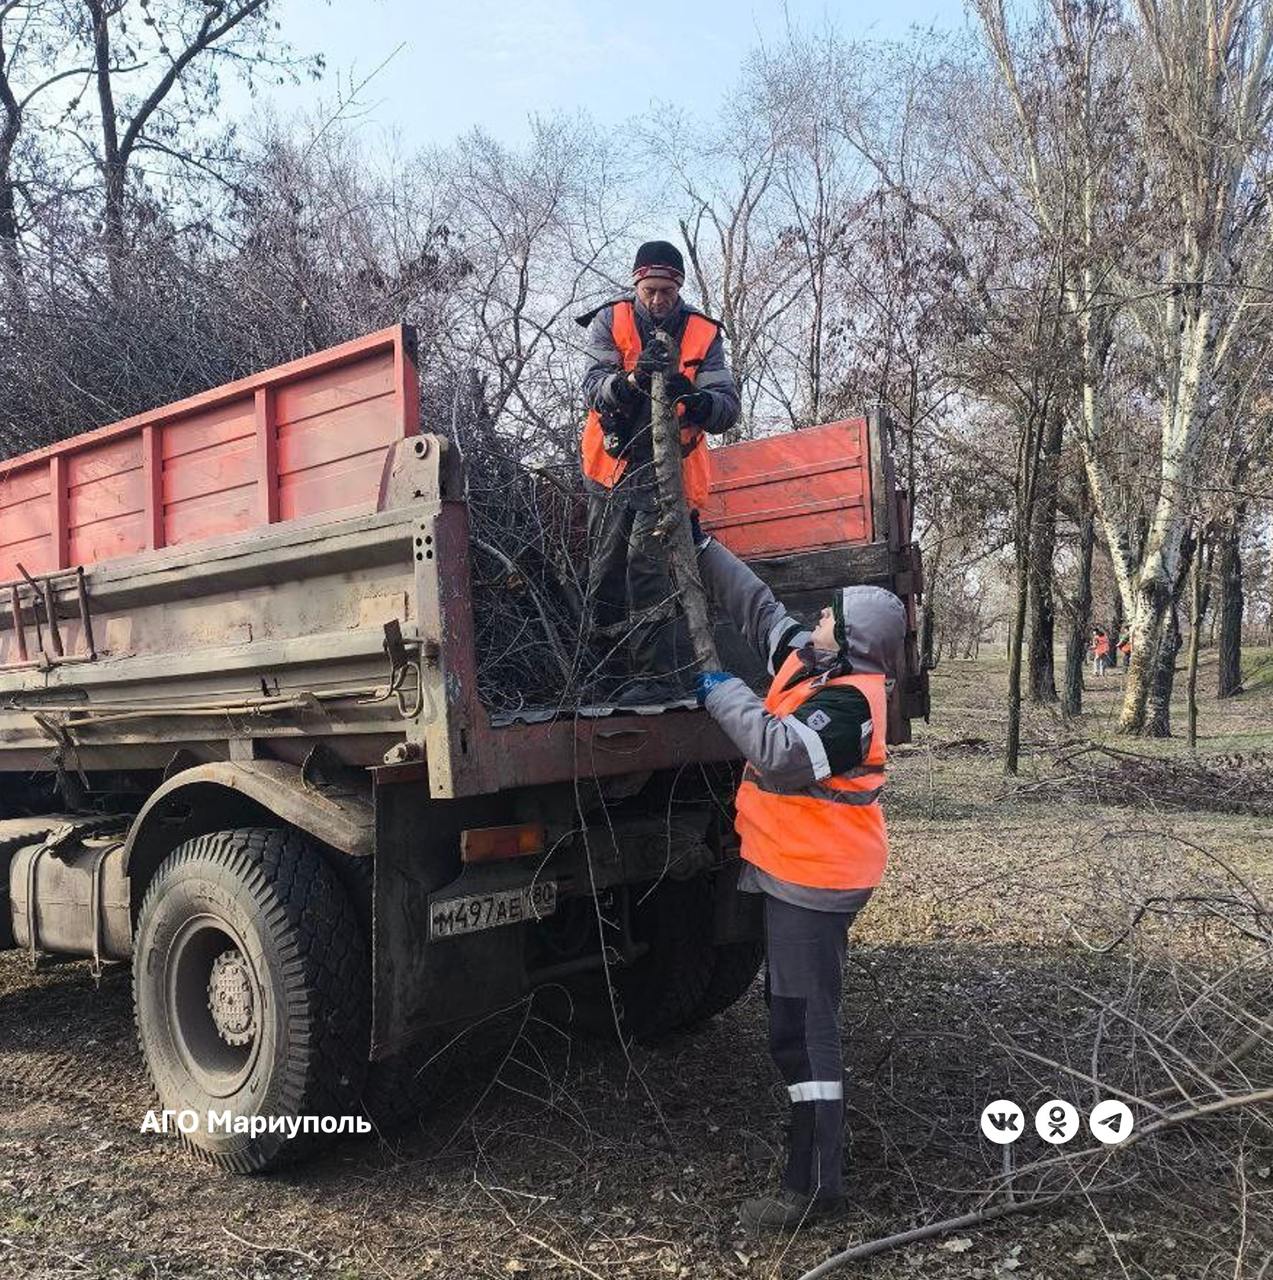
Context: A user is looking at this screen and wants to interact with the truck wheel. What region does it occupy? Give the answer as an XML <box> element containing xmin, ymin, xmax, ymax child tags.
<box><xmin>689</xmin><ymin>938</ymin><xmax>765</xmax><ymax>1024</ymax></box>
<box><xmin>567</xmin><ymin>876</ymin><xmax>717</xmax><ymax>1044</ymax></box>
<box><xmin>133</xmin><ymin>827</ymin><xmax>369</xmax><ymax>1172</ymax></box>
<box><xmin>360</xmin><ymin>1038</ymin><xmax>438</xmax><ymax>1132</ymax></box>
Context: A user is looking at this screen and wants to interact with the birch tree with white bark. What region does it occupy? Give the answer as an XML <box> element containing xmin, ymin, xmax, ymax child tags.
<box><xmin>1113</xmin><ymin>0</ymin><xmax>1273</xmax><ymax>733</ymax></box>
<box><xmin>975</xmin><ymin>0</ymin><xmax>1273</xmax><ymax>736</ymax></box>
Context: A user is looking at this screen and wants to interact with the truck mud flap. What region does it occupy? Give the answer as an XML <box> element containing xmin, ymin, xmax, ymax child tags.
<box><xmin>370</xmin><ymin>780</ymin><xmax>524</xmax><ymax>1060</ymax></box>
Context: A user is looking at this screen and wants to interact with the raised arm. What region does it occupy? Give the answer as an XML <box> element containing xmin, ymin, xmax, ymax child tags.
<box><xmin>699</xmin><ymin>671</ymin><xmax>873</xmax><ymax>792</ymax></box>
<box><xmin>698</xmin><ymin>537</ymin><xmax>811</xmax><ymax>675</ymax></box>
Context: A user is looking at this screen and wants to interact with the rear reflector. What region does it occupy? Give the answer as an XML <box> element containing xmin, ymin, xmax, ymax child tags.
<box><xmin>461</xmin><ymin>823</ymin><xmax>547</xmax><ymax>864</ymax></box>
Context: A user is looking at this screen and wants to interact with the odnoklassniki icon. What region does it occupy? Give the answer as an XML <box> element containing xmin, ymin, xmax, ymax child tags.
<box><xmin>1035</xmin><ymin>1099</ymin><xmax>1080</xmax><ymax>1144</ymax></box>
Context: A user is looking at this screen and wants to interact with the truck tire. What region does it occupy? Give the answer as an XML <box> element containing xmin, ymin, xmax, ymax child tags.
<box><xmin>566</xmin><ymin>875</ymin><xmax>718</xmax><ymax>1044</ymax></box>
<box><xmin>360</xmin><ymin>1044</ymin><xmax>432</xmax><ymax>1133</ymax></box>
<box><xmin>360</xmin><ymin>1008</ymin><xmax>526</xmax><ymax>1134</ymax></box>
<box><xmin>690</xmin><ymin>938</ymin><xmax>765</xmax><ymax>1024</ymax></box>
<box><xmin>133</xmin><ymin>827</ymin><xmax>369</xmax><ymax>1172</ymax></box>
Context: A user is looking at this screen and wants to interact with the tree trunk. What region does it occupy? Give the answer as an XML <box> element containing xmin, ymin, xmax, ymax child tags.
<box><xmin>1027</xmin><ymin>411</ymin><xmax>1063</xmax><ymax>703</ymax></box>
<box><xmin>1119</xmin><ymin>293</ymin><xmax>1211</xmax><ymax>737</ymax></box>
<box><xmin>920</xmin><ymin>539</ymin><xmax>941</xmax><ymax>670</ymax></box>
<box><xmin>1144</xmin><ymin>601</ymin><xmax>1180</xmax><ymax>737</ymax></box>
<box><xmin>0</xmin><ymin>36</ymin><xmax>24</xmax><ymax>295</ymax></box>
<box><xmin>1140</xmin><ymin>532</ymin><xmax>1195</xmax><ymax>738</ymax></box>
<box><xmin>1121</xmin><ymin>575</ymin><xmax>1173</xmax><ymax>735</ymax></box>
<box><xmin>920</xmin><ymin>595</ymin><xmax>937</xmax><ymax>670</ymax></box>
<box><xmin>86</xmin><ymin>0</ymin><xmax>127</xmax><ymax>285</ymax></box>
<box><xmin>1186</xmin><ymin>537</ymin><xmax>1203</xmax><ymax>749</ymax></box>
<box><xmin>1109</xmin><ymin>584</ymin><xmax>1123</xmax><ymax>655</ymax></box>
<box><xmin>1063</xmin><ymin>498</ymin><xmax>1095</xmax><ymax>718</ymax></box>
<box><xmin>1005</xmin><ymin>546</ymin><xmax>1030</xmax><ymax>775</ymax></box>
<box><xmin>0</xmin><ymin>146</ymin><xmax>20</xmax><ymax>289</ymax></box>
<box><xmin>1217</xmin><ymin>507</ymin><xmax>1245</xmax><ymax>698</ymax></box>
<box><xmin>1005</xmin><ymin>396</ymin><xmax>1047</xmax><ymax>773</ymax></box>
<box><xmin>651</xmin><ymin>328</ymin><xmax>718</xmax><ymax>671</ymax></box>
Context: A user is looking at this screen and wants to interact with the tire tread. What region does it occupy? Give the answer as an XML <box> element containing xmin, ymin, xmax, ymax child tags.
<box><xmin>133</xmin><ymin>826</ymin><xmax>368</xmax><ymax>1173</ymax></box>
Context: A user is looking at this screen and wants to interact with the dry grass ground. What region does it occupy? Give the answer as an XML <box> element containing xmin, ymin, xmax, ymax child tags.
<box><xmin>1</xmin><ymin>647</ymin><xmax>1270</xmax><ymax>1280</ymax></box>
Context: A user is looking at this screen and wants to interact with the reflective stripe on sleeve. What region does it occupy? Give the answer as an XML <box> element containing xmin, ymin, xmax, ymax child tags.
<box><xmin>784</xmin><ymin>713</ymin><xmax>832</xmax><ymax>781</ymax></box>
<box><xmin>788</xmin><ymin>1080</ymin><xmax>843</xmax><ymax>1102</ymax></box>
<box><xmin>743</xmin><ymin>770</ymin><xmax>884</xmax><ymax>806</ymax></box>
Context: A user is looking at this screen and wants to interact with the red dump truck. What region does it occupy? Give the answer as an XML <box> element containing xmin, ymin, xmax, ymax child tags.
<box><xmin>0</xmin><ymin>325</ymin><xmax>925</xmax><ymax>1171</ymax></box>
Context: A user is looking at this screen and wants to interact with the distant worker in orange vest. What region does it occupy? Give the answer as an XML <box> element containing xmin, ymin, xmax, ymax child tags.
<box><xmin>691</xmin><ymin>518</ymin><xmax>907</xmax><ymax>1232</ymax></box>
<box><xmin>1117</xmin><ymin>631</ymin><xmax>1132</xmax><ymax>671</ymax></box>
<box><xmin>577</xmin><ymin>240</ymin><xmax>739</xmax><ymax>704</ymax></box>
<box><xmin>1092</xmin><ymin>627</ymin><xmax>1111</xmax><ymax>677</ymax></box>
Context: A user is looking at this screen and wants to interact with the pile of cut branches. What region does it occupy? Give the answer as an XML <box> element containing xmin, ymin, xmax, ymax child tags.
<box><xmin>445</xmin><ymin>371</ymin><xmax>703</xmax><ymax>713</ymax></box>
<box><xmin>1019</xmin><ymin>742</ymin><xmax>1273</xmax><ymax>818</ymax></box>
<box><xmin>441</xmin><ymin>385</ymin><xmax>609</xmax><ymax>713</ymax></box>
<box><xmin>464</xmin><ymin>450</ymin><xmax>594</xmax><ymax>712</ymax></box>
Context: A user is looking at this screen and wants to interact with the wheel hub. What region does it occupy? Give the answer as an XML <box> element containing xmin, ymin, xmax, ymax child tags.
<box><xmin>207</xmin><ymin>949</ymin><xmax>256</xmax><ymax>1046</ymax></box>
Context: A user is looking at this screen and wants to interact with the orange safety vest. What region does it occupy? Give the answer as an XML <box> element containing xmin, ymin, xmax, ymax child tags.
<box><xmin>580</xmin><ymin>302</ymin><xmax>719</xmax><ymax>510</ymax></box>
<box><xmin>1094</xmin><ymin>634</ymin><xmax>1110</xmax><ymax>657</ymax></box>
<box><xmin>734</xmin><ymin>652</ymin><xmax>889</xmax><ymax>891</ymax></box>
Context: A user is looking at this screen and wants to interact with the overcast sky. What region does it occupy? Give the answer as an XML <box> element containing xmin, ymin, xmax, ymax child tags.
<box><xmin>221</xmin><ymin>0</ymin><xmax>968</xmax><ymax>149</ymax></box>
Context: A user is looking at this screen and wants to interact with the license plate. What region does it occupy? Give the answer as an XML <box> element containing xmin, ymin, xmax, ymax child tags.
<box><xmin>430</xmin><ymin>881</ymin><xmax>557</xmax><ymax>940</ymax></box>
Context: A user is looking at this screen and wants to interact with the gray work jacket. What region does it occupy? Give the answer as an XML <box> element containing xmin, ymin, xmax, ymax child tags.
<box><xmin>697</xmin><ymin>538</ymin><xmax>880</xmax><ymax>915</ymax></box>
<box><xmin>577</xmin><ymin>297</ymin><xmax>741</xmax><ymax>474</ymax></box>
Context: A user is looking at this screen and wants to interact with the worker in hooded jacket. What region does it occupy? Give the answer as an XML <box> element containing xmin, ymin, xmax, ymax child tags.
<box><xmin>691</xmin><ymin>521</ymin><xmax>907</xmax><ymax>1232</ymax></box>
<box><xmin>577</xmin><ymin>240</ymin><xmax>740</xmax><ymax>703</ymax></box>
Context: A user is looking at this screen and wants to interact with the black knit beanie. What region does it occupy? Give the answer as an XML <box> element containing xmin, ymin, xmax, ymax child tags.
<box><xmin>632</xmin><ymin>240</ymin><xmax>685</xmax><ymax>285</ymax></box>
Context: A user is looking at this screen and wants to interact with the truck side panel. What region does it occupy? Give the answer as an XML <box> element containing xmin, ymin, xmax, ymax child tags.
<box><xmin>0</xmin><ymin>326</ymin><xmax>417</xmax><ymax>581</ymax></box>
<box><xmin>700</xmin><ymin>417</ymin><xmax>876</xmax><ymax>556</ymax></box>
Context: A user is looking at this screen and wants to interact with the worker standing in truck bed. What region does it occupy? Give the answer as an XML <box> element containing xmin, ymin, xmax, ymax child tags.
<box><xmin>577</xmin><ymin>241</ymin><xmax>739</xmax><ymax>704</ymax></box>
<box><xmin>691</xmin><ymin>517</ymin><xmax>906</xmax><ymax>1232</ymax></box>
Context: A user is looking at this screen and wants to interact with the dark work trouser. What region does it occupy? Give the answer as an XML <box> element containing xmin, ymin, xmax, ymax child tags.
<box><xmin>764</xmin><ymin>894</ymin><xmax>863</xmax><ymax>1198</ymax></box>
<box><xmin>585</xmin><ymin>483</ymin><xmax>677</xmax><ymax>678</ymax></box>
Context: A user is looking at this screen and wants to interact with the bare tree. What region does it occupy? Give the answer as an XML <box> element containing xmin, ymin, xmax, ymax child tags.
<box><xmin>649</xmin><ymin>90</ymin><xmax>793</xmax><ymax>427</ymax></box>
<box><xmin>424</xmin><ymin>116</ymin><xmax>627</xmax><ymax>468</ymax></box>
<box><xmin>69</xmin><ymin>0</ymin><xmax>318</xmax><ymax>279</ymax></box>
<box><xmin>649</xmin><ymin>27</ymin><xmax>877</xmax><ymax>431</ymax></box>
<box><xmin>0</xmin><ymin>1</ymin><xmax>101</xmax><ymax>288</ymax></box>
<box><xmin>1113</xmin><ymin>0</ymin><xmax>1273</xmax><ymax>732</ymax></box>
<box><xmin>972</xmin><ymin>0</ymin><xmax>1273</xmax><ymax>737</ymax></box>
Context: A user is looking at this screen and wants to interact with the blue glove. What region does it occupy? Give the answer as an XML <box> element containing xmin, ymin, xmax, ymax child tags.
<box><xmin>695</xmin><ymin>670</ymin><xmax>733</xmax><ymax>707</ymax></box>
<box><xmin>689</xmin><ymin>508</ymin><xmax>709</xmax><ymax>549</ymax></box>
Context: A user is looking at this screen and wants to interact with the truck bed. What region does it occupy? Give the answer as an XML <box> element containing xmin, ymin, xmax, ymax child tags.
<box><xmin>0</xmin><ymin>327</ymin><xmax>923</xmax><ymax>796</ymax></box>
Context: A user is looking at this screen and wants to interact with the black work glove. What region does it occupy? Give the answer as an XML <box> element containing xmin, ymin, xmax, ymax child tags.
<box><xmin>664</xmin><ymin>371</ymin><xmax>695</xmax><ymax>400</ymax></box>
<box><xmin>609</xmin><ymin>370</ymin><xmax>640</xmax><ymax>410</ymax></box>
<box><xmin>665</xmin><ymin>371</ymin><xmax>713</xmax><ymax>425</ymax></box>
<box><xmin>679</xmin><ymin>389</ymin><xmax>713</xmax><ymax>425</ymax></box>
<box><xmin>632</xmin><ymin>337</ymin><xmax>671</xmax><ymax>391</ymax></box>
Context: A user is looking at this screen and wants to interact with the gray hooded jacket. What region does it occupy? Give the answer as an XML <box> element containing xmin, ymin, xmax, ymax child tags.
<box><xmin>697</xmin><ymin>538</ymin><xmax>907</xmax><ymax>912</ymax></box>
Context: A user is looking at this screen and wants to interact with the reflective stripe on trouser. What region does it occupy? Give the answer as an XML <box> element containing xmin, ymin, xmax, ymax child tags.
<box><xmin>764</xmin><ymin>893</ymin><xmax>863</xmax><ymax>1197</ymax></box>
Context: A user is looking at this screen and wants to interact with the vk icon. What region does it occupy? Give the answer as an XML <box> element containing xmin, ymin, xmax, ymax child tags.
<box><xmin>980</xmin><ymin>1099</ymin><xmax>1025</xmax><ymax>1144</ymax></box>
